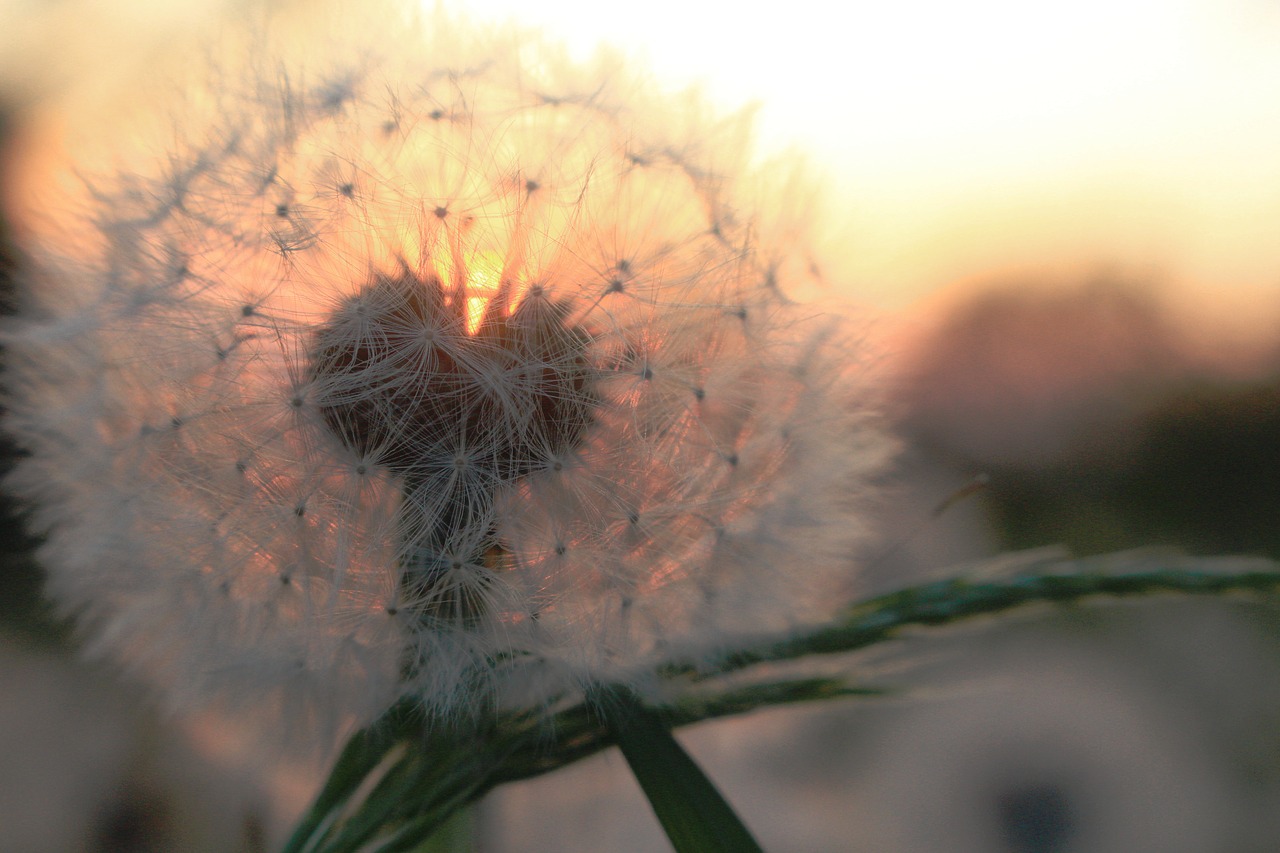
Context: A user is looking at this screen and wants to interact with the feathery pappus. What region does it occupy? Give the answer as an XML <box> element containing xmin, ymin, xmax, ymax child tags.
<box><xmin>2</xmin><ymin>3</ymin><xmax>892</xmax><ymax>742</ymax></box>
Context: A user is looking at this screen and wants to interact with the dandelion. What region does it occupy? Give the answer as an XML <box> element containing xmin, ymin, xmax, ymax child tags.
<box><xmin>3</xmin><ymin>5</ymin><xmax>891</xmax><ymax>742</ymax></box>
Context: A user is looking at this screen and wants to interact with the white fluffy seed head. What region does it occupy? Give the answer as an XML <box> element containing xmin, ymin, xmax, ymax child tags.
<box><xmin>3</xmin><ymin>4</ymin><xmax>894</xmax><ymax>743</ymax></box>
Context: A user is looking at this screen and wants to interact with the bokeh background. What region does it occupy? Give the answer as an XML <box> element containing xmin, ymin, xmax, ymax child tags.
<box><xmin>1</xmin><ymin>1</ymin><xmax>1279</xmax><ymax>850</ymax></box>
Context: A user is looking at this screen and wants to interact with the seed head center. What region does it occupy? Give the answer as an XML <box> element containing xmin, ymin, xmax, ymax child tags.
<box><xmin>312</xmin><ymin>271</ymin><xmax>595</xmax><ymax>487</ymax></box>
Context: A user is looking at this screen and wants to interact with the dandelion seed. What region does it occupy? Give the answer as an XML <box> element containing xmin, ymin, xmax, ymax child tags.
<box><xmin>2</xmin><ymin>6</ymin><xmax>893</xmax><ymax>742</ymax></box>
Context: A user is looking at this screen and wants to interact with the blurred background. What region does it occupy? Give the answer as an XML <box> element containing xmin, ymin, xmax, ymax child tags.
<box><xmin>1</xmin><ymin>0</ymin><xmax>1279</xmax><ymax>850</ymax></box>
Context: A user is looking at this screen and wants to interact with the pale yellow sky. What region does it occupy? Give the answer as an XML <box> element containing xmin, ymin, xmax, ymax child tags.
<box><xmin>458</xmin><ymin>0</ymin><xmax>1280</xmax><ymax>343</ymax></box>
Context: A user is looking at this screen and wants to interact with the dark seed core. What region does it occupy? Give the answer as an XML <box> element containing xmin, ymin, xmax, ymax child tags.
<box><xmin>311</xmin><ymin>271</ymin><xmax>594</xmax><ymax>484</ymax></box>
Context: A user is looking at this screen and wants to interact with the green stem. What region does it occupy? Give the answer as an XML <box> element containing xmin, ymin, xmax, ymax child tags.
<box><xmin>280</xmin><ymin>702</ymin><xmax>423</xmax><ymax>853</ymax></box>
<box><xmin>690</xmin><ymin>556</ymin><xmax>1280</xmax><ymax>678</ymax></box>
<box><xmin>286</xmin><ymin>558</ymin><xmax>1280</xmax><ymax>853</ymax></box>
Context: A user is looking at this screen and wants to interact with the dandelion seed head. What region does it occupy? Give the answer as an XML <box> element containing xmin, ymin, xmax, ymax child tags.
<box><xmin>3</xmin><ymin>4</ymin><xmax>893</xmax><ymax>743</ymax></box>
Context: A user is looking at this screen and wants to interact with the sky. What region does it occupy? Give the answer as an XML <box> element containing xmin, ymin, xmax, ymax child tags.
<box><xmin>4</xmin><ymin>0</ymin><xmax>1279</xmax><ymax>346</ymax></box>
<box><xmin>454</xmin><ymin>0</ymin><xmax>1280</xmax><ymax>345</ymax></box>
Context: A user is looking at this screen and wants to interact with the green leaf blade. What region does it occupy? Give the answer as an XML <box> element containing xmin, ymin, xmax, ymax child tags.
<box><xmin>608</xmin><ymin>689</ymin><xmax>766</xmax><ymax>853</ymax></box>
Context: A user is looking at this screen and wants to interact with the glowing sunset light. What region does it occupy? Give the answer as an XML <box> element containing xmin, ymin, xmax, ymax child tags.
<box><xmin>464</xmin><ymin>296</ymin><xmax>489</xmax><ymax>334</ymax></box>
<box><xmin>464</xmin><ymin>254</ymin><xmax>504</xmax><ymax>334</ymax></box>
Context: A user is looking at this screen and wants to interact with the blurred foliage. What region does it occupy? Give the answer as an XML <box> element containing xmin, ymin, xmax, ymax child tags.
<box><xmin>0</xmin><ymin>104</ymin><xmax>70</xmax><ymax>647</ymax></box>
<box><xmin>0</xmin><ymin>445</ymin><xmax>63</xmax><ymax>644</ymax></box>
<box><xmin>903</xmin><ymin>278</ymin><xmax>1280</xmax><ymax>560</ymax></box>
<box><xmin>901</xmin><ymin>279</ymin><xmax>1189</xmax><ymax>469</ymax></box>
<box><xmin>987</xmin><ymin>376</ymin><xmax>1280</xmax><ymax>558</ymax></box>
